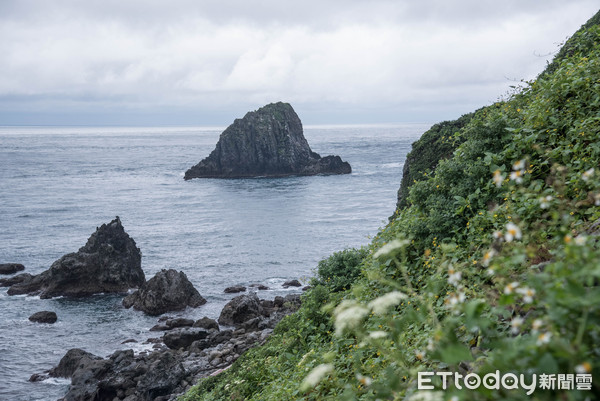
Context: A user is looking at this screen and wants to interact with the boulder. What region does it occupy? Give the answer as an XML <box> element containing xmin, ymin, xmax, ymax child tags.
<box><xmin>49</xmin><ymin>348</ymin><xmax>103</xmax><ymax>378</ymax></box>
<box><xmin>163</xmin><ymin>327</ymin><xmax>210</xmax><ymax>350</ymax></box>
<box><xmin>7</xmin><ymin>217</ymin><xmax>144</xmax><ymax>298</ymax></box>
<box><xmin>282</xmin><ymin>279</ymin><xmax>302</xmax><ymax>288</ymax></box>
<box><xmin>123</xmin><ymin>269</ymin><xmax>206</xmax><ymax>316</ymax></box>
<box><xmin>184</xmin><ymin>102</ymin><xmax>351</xmax><ymax>179</ymax></box>
<box><xmin>28</xmin><ymin>311</ymin><xmax>57</xmax><ymax>324</ymax></box>
<box><xmin>0</xmin><ymin>263</ymin><xmax>25</xmax><ymax>275</ymax></box>
<box><xmin>224</xmin><ymin>285</ymin><xmax>246</xmax><ymax>293</ymax></box>
<box><xmin>193</xmin><ymin>316</ymin><xmax>219</xmax><ymax>331</ymax></box>
<box><xmin>218</xmin><ymin>293</ymin><xmax>262</xmax><ymax>327</ymax></box>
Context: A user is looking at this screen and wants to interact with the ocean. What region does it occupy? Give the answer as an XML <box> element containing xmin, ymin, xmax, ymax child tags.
<box><xmin>0</xmin><ymin>123</ymin><xmax>427</xmax><ymax>400</ymax></box>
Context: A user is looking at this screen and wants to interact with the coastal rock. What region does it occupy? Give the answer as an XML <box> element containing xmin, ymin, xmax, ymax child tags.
<box><xmin>163</xmin><ymin>328</ymin><xmax>210</xmax><ymax>350</ymax></box>
<box><xmin>122</xmin><ymin>269</ymin><xmax>206</xmax><ymax>316</ymax></box>
<box><xmin>249</xmin><ymin>283</ymin><xmax>269</xmax><ymax>290</ymax></box>
<box><xmin>49</xmin><ymin>348</ymin><xmax>103</xmax><ymax>378</ymax></box>
<box><xmin>224</xmin><ymin>285</ymin><xmax>246</xmax><ymax>293</ymax></box>
<box><xmin>193</xmin><ymin>316</ymin><xmax>220</xmax><ymax>331</ymax></box>
<box><xmin>184</xmin><ymin>102</ymin><xmax>351</xmax><ymax>179</ymax></box>
<box><xmin>0</xmin><ymin>263</ymin><xmax>25</xmax><ymax>275</ymax></box>
<box><xmin>28</xmin><ymin>311</ymin><xmax>57</xmax><ymax>324</ymax></box>
<box><xmin>7</xmin><ymin>217</ymin><xmax>144</xmax><ymax>298</ymax></box>
<box><xmin>218</xmin><ymin>293</ymin><xmax>262</xmax><ymax>327</ymax></box>
<box><xmin>282</xmin><ymin>279</ymin><xmax>302</xmax><ymax>288</ymax></box>
<box><xmin>0</xmin><ymin>273</ymin><xmax>32</xmax><ymax>287</ymax></box>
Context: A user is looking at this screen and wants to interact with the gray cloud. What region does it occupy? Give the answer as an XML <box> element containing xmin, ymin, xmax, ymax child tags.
<box><xmin>0</xmin><ymin>0</ymin><xmax>598</xmax><ymax>125</ymax></box>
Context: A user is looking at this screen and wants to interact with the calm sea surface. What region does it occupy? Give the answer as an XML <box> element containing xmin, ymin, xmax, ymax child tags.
<box><xmin>0</xmin><ymin>124</ymin><xmax>427</xmax><ymax>400</ymax></box>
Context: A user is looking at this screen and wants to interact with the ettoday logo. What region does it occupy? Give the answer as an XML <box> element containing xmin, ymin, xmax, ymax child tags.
<box><xmin>417</xmin><ymin>371</ymin><xmax>593</xmax><ymax>395</ymax></box>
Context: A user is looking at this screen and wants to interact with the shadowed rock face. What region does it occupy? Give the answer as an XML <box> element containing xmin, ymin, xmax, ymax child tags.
<box><xmin>123</xmin><ymin>269</ymin><xmax>206</xmax><ymax>316</ymax></box>
<box><xmin>7</xmin><ymin>217</ymin><xmax>144</xmax><ymax>298</ymax></box>
<box><xmin>184</xmin><ymin>102</ymin><xmax>351</xmax><ymax>179</ymax></box>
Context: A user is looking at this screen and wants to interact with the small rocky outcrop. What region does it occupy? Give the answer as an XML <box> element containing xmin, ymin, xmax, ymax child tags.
<box><xmin>0</xmin><ymin>263</ymin><xmax>25</xmax><ymax>275</ymax></box>
<box><xmin>0</xmin><ymin>273</ymin><xmax>33</xmax><ymax>287</ymax></box>
<box><xmin>6</xmin><ymin>217</ymin><xmax>144</xmax><ymax>298</ymax></box>
<box><xmin>224</xmin><ymin>285</ymin><xmax>246</xmax><ymax>293</ymax></box>
<box><xmin>282</xmin><ymin>279</ymin><xmax>302</xmax><ymax>288</ymax></box>
<box><xmin>29</xmin><ymin>311</ymin><xmax>57</xmax><ymax>324</ymax></box>
<box><xmin>123</xmin><ymin>269</ymin><xmax>206</xmax><ymax>316</ymax></box>
<box><xmin>184</xmin><ymin>102</ymin><xmax>351</xmax><ymax>179</ymax></box>
<box><xmin>218</xmin><ymin>293</ymin><xmax>262</xmax><ymax>327</ymax></box>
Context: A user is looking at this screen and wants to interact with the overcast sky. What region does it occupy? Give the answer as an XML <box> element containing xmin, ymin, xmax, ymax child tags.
<box><xmin>0</xmin><ymin>1</ymin><xmax>598</xmax><ymax>126</ymax></box>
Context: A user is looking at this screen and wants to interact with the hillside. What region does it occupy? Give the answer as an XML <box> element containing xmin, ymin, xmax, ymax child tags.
<box><xmin>181</xmin><ymin>10</ymin><xmax>600</xmax><ymax>401</ymax></box>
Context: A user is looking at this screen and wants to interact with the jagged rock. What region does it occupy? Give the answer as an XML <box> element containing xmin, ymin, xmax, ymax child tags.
<box><xmin>7</xmin><ymin>217</ymin><xmax>144</xmax><ymax>298</ymax></box>
<box><xmin>49</xmin><ymin>348</ymin><xmax>103</xmax><ymax>378</ymax></box>
<box><xmin>184</xmin><ymin>102</ymin><xmax>351</xmax><ymax>179</ymax></box>
<box><xmin>29</xmin><ymin>311</ymin><xmax>57</xmax><ymax>324</ymax></box>
<box><xmin>224</xmin><ymin>285</ymin><xmax>246</xmax><ymax>293</ymax></box>
<box><xmin>282</xmin><ymin>279</ymin><xmax>302</xmax><ymax>288</ymax></box>
<box><xmin>193</xmin><ymin>316</ymin><xmax>219</xmax><ymax>331</ymax></box>
<box><xmin>0</xmin><ymin>263</ymin><xmax>24</xmax><ymax>275</ymax></box>
<box><xmin>123</xmin><ymin>269</ymin><xmax>206</xmax><ymax>316</ymax></box>
<box><xmin>218</xmin><ymin>293</ymin><xmax>262</xmax><ymax>327</ymax></box>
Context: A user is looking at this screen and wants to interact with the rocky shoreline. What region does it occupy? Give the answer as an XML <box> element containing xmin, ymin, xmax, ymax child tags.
<box><xmin>30</xmin><ymin>293</ymin><xmax>301</xmax><ymax>401</ymax></box>
<box><xmin>1</xmin><ymin>217</ymin><xmax>305</xmax><ymax>401</ymax></box>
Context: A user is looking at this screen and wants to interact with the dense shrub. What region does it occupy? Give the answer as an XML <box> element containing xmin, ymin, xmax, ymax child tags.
<box><xmin>313</xmin><ymin>248</ymin><xmax>368</xmax><ymax>292</ymax></box>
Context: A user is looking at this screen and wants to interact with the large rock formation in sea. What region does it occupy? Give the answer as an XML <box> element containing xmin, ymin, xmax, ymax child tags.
<box><xmin>6</xmin><ymin>217</ymin><xmax>144</xmax><ymax>298</ymax></box>
<box><xmin>184</xmin><ymin>102</ymin><xmax>351</xmax><ymax>179</ymax></box>
<box><xmin>122</xmin><ymin>269</ymin><xmax>206</xmax><ymax>316</ymax></box>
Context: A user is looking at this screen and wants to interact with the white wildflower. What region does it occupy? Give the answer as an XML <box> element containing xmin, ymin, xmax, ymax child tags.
<box><xmin>481</xmin><ymin>249</ymin><xmax>496</xmax><ymax>267</ymax></box>
<box><xmin>415</xmin><ymin>349</ymin><xmax>425</xmax><ymax>360</ymax></box>
<box><xmin>493</xmin><ymin>230</ymin><xmax>503</xmax><ymax>240</ymax></box>
<box><xmin>301</xmin><ymin>363</ymin><xmax>334</xmax><ymax>390</ymax></box>
<box><xmin>510</xmin><ymin>316</ymin><xmax>524</xmax><ymax>334</ymax></box>
<box><xmin>447</xmin><ymin>266</ymin><xmax>461</xmax><ymax>287</ymax></box>
<box><xmin>582</xmin><ymin>167</ymin><xmax>595</xmax><ymax>182</ymax></box>
<box><xmin>516</xmin><ymin>287</ymin><xmax>536</xmax><ymax>303</ymax></box>
<box><xmin>575</xmin><ymin>362</ymin><xmax>592</xmax><ymax>374</ymax></box>
<box><xmin>504</xmin><ymin>281</ymin><xmax>520</xmax><ymax>295</ymax></box>
<box><xmin>334</xmin><ymin>301</ymin><xmax>369</xmax><ymax>336</ymax></box>
<box><xmin>426</xmin><ymin>338</ymin><xmax>435</xmax><ymax>351</ymax></box>
<box><xmin>536</xmin><ymin>332</ymin><xmax>552</xmax><ymax>346</ymax></box>
<box><xmin>575</xmin><ymin>235</ymin><xmax>587</xmax><ymax>246</ymax></box>
<box><xmin>513</xmin><ymin>159</ymin><xmax>526</xmax><ymax>170</ymax></box>
<box><xmin>368</xmin><ymin>291</ymin><xmax>407</xmax><ymax>315</ymax></box>
<box><xmin>594</xmin><ymin>193</ymin><xmax>600</xmax><ymax>206</ymax></box>
<box><xmin>531</xmin><ymin>319</ymin><xmax>543</xmax><ymax>333</ymax></box>
<box><xmin>356</xmin><ymin>373</ymin><xmax>373</xmax><ymax>386</ymax></box>
<box><xmin>539</xmin><ymin>195</ymin><xmax>553</xmax><ymax>209</ymax></box>
<box><xmin>368</xmin><ymin>331</ymin><xmax>388</xmax><ymax>340</ymax></box>
<box><xmin>510</xmin><ymin>170</ymin><xmax>524</xmax><ymax>183</ymax></box>
<box><xmin>493</xmin><ymin>170</ymin><xmax>504</xmax><ymax>187</ymax></box>
<box><xmin>505</xmin><ymin>222</ymin><xmax>522</xmax><ymax>242</ymax></box>
<box><xmin>373</xmin><ymin>239</ymin><xmax>408</xmax><ymax>258</ymax></box>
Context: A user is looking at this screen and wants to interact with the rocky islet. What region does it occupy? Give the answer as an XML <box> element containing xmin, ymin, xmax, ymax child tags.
<box><xmin>184</xmin><ymin>102</ymin><xmax>351</xmax><ymax>179</ymax></box>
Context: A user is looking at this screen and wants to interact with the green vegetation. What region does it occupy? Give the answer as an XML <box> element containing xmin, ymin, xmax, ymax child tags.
<box><xmin>181</xmin><ymin>10</ymin><xmax>600</xmax><ymax>401</ymax></box>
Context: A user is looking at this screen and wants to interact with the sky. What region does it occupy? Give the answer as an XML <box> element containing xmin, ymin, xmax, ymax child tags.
<box><xmin>0</xmin><ymin>1</ymin><xmax>598</xmax><ymax>126</ymax></box>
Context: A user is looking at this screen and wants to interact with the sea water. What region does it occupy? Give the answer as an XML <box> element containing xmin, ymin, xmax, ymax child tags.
<box><xmin>0</xmin><ymin>124</ymin><xmax>427</xmax><ymax>400</ymax></box>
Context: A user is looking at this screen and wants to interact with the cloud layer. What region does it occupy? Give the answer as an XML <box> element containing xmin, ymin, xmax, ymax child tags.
<box><xmin>0</xmin><ymin>0</ymin><xmax>598</xmax><ymax>125</ymax></box>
